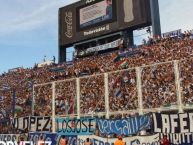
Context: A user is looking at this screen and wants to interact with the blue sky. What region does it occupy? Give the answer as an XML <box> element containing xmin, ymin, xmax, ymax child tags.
<box><xmin>0</xmin><ymin>0</ymin><xmax>193</xmax><ymax>74</ymax></box>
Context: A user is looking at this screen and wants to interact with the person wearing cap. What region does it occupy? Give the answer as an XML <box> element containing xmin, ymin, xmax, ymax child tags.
<box><xmin>114</xmin><ymin>135</ymin><xmax>124</xmax><ymax>145</ymax></box>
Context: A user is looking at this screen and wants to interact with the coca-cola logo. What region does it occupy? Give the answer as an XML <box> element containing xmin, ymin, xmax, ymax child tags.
<box><xmin>65</xmin><ymin>12</ymin><xmax>73</xmax><ymax>38</ymax></box>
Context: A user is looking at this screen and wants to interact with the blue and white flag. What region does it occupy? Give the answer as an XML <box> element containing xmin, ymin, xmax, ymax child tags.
<box><xmin>97</xmin><ymin>113</ymin><xmax>151</xmax><ymax>136</ymax></box>
<box><xmin>114</xmin><ymin>88</ymin><xmax>122</xmax><ymax>98</ymax></box>
<box><xmin>56</xmin><ymin>118</ymin><xmax>96</xmax><ymax>135</ymax></box>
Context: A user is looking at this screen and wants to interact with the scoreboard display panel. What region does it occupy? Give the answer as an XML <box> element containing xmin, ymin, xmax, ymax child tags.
<box><xmin>78</xmin><ymin>0</ymin><xmax>116</xmax><ymax>30</ymax></box>
<box><xmin>59</xmin><ymin>0</ymin><xmax>151</xmax><ymax>46</ymax></box>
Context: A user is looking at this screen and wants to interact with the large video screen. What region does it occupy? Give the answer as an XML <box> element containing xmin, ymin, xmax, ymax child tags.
<box><xmin>78</xmin><ymin>0</ymin><xmax>114</xmax><ymax>29</ymax></box>
<box><xmin>59</xmin><ymin>0</ymin><xmax>151</xmax><ymax>47</ymax></box>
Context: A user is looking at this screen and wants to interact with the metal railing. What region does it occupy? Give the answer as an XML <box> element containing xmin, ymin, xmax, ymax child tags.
<box><xmin>32</xmin><ymin>59</ymin><xmax>193</xmax><ymax>132</ymax></box>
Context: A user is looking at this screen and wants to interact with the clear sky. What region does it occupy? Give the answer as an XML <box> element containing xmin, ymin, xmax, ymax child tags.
<box><xmin>0</xmin><ymin>0</ymin><xmax>193</xmax><ymax>74</ymax></box>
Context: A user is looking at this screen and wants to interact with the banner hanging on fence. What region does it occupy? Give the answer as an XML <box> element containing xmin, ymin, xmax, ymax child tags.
<box><xmin>76</xmin><ymin>39</ymin><xmax>123</xmax><ymax>57</ymax></box>
<box><xmin>152</xmin><ymin>113</ymin><xmax>193</xmax><ymax>133</ymax></box>
<box><xmin>29</xmin><ymin>132</ymin><xmax>77</xmax><ymax>145</ymax></box>
<box><xmin>0</xmin><ymin>134</ymin><xmax>19</xmax><ymax>142</ymax></box>
<box><xmin>160</xmin><ymin>133</ymin><xmax>193</xmax><ymax>145</ymax></box>
<box><xmin>0</xmin><ymin>134</ymin><xmax>27</xmax><ymax>142</ymax></box>
<box><xmin>97</xmin><ymin>113</ymin><xmax>151</xmax><ymax>135</ymax></box>
<box><xmin>77</xmin><ymin>133</ymin><xmax>193</xmax><ymax>145</ymax></box>
<box><xmin>77</xmin><ymin>134</ymin><xmax>159</xmax><ymax>145</ymax></box>
<box><xmin>56</xmin><ymin>117</ymin><xmax>96</xmax><ymax>135</ymax></box>
<box><xmin>12</xmin><ymin>116</ymin><xmax>51</xmax><ymax>132</ymax></box>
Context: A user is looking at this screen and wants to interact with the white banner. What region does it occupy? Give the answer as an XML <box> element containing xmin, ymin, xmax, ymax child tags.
<box><xmin>0</xmin><ymin>134</ymin><xmax>27</xmax><ymax>142</ymax></box>
<box><xmin>152</xmin><ymin>113</ymin><xmax>193</xmax><ymax>133</ymax></box>
<box><xmin>87</xmin><ymin>39</ymin><xmax>122</xmax><ymax>53</ymax></box>
<box><xmin>160</xmin><ymin>133</ymin><xmax>193</xmax><ymax>145</ymax></box>
<box><xmin>0</xmin><ymin>134</ymin><xmax>18</xmax><ymax>142</ymax></box>
<box><xmin>77</xmin><ymin>39</ymin><xmax>123</xmax><ymax>56</ymax></box>
<box><xmin>77</xmin><ymin>134</ymin><xmax>160</xmax><ymax>145</ymax></box>
<box><xmin>12</xmin><ymin>116</ymin><xmax>51</xmax><ymax>132</ymax></box>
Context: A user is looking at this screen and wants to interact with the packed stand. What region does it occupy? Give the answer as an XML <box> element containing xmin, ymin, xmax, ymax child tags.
<box><xmin>0</xmin><ymin>30</ymin><xmax>193</xmax><ymax>134</ymax></box>
<box><xmin>142</xmin><ymin>63</ymin><xmax>177</xmax><ymax>108</ymax></box>
<box><xmin>108</xmin><ymin>69</ymin><xmax>138</xmax><ymax>111</ymax></box>
<box><xmin>80</xmin><ymin>75</ymin><xmax>105</xmax><ymax>114</ymax></box>
<box><xmin>179</xmin><ymin>58</ymin><xmax>193</xmax><ymax>106</ymax></box>
<box><xmin>34</xmin><ymin>84</ymin><xmax>52</xmax><ymax>116</ymax></box>
<box><xmin>55</xmin><ymin>79</ymin><xmax>77</xmax><ymax>116</ymax></box>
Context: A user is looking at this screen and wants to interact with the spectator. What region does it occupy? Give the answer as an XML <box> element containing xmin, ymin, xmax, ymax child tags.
<box><xmin>84</xmin><ymin>138</ymin><xmax>92</xmax><ymax>145</ymax></box>
<box><xmin>59</xmin><ymin>135</ymin><xmax>68</xmax><ymax>145</ymax></box>
<box><xmin>0</xmin><ymin>30</ymin><xmax>193</xmax><ymax>133</ymax></box>
<box><xmin>114</xmin><ymin>135</ymin><xmax>124</xmax><ymax>145</ymax></box>
<box><xmin>160</xmin><ymin>135</ymin><xmax>169</xmax><ymax>145</ymax></box>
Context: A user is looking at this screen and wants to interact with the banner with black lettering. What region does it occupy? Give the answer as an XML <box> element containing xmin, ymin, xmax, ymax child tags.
<box><xmin>29</xmin><ymin>132</ymin><xmax>76</xmax><ymax>145</ymax></box>
<box><xmin>56</xmin><ymin>117</ymin><xmax>96</xmax><ymax>135</ymax></box>
<box><xmin>152</xmin><ymin>113</ymin><xmax>193</xmax><ymax>133</ymax></box>
<box><xmin>0</xmin><ymin>134</ymin><xmax>19</xmax><ymax>142</ymax></box>
<box><xmin>0</xmin><ymin>134</ymin><xmax>27</xmax><ymax>142</ymax></box>
<box><xmin>12</xmin><ymin>116</ymin><xmax>51</xmax><ymax>132</ymax></box>
<box><xmin>160</xmin><ymin>133</ymin><xmax>193</xmax><ymax>145</ymax></box>
<box><xmin>77</xmin><ymin>134</ymin><xmax>159</xmax><ymax>145</ymax></box>
<box><xmin>97</xmin><ymin>113</ymin><xmax>151</xmax><ymax>136</ymax></box>
<box><xmin>76</xmin><ymin>39</ymin><xmax>123</xmax><ymax>57</ymax></box>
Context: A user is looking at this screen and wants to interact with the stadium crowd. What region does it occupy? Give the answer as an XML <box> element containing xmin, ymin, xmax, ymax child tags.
<box><xmin>55</xmin><ymin>80</ymin><xmax>77</xmax><ymax>115</ymax></box>
<box><xmin>108</xmin><ymin>69</ymin><xmax>138</xmax><ymax>111</ymax></box>
<box><xmin>0</xmin><ymin>30</ymin><xmax>193</xmax><ymax>133</ymax></box>
<box><xmin>80</xmin><ymin>75</ymin><xmax>105</xmax><ymax>114</ymax></box>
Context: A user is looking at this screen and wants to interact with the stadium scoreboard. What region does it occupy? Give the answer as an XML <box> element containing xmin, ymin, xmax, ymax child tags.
<box><xmin>59</xmin><ymin>0</ymin><xmax>151</xmax><ymax>47</ymax></box>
